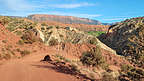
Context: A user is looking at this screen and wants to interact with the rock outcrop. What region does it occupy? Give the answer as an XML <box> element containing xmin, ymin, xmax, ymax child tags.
<box><xmin>27</xmin><ymin>14</ymin><xmax>102</xmax><ymax>25</ymax></box>
<box><xmin>99</xmin><ymin>17</ymin><xmax>144</xmax><ymax>68</ymax></box>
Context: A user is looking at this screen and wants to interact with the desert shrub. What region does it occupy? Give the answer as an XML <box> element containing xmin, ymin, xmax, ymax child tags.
<box><xmin>120</xmin><ymin>64</ymin><xmax>144</xmax><ymax>81</ymax></box>
<box><xmin>41</xmin><ymin>22</ymin><xmax>48</xmax><ymax>26</ymax></box>
<box><xmin>16</xmin><ymin>48</ymin><xmax>21</xmax><ymax>52</ymax></box>
<box><xmin>17</xmin><ymin>40</ymin><xmax>25</xmax><ymax>45</ymax></box>
<box><xmin>41</xmin><ymin>27</ymin><xmax>45</xmax><ymax>30</ymax></box>
<box><xmin>101</xmin><ymin>63</ymin><xmax>109</xmax><ymax>71</ymax></box>
<box><xmin>7</xmin><ymin>26</ymin><xmax>15</xmax><ymax>32</ymax></box>
<box><xmin>59</xmin><ymin>34</ymin><xmax>64</xmax><ymax>38</ymax></box>
<box><xmin>56</xmin><ymin>26</ymin><xmax>60</xmax><ymax>29</ymax></box>
<box><xmin>101</xmin><ymin>72</ymin><xmax>118</xmax><ymax>81</ymax></box>
<box><xmin>80</xmin><ymin>46</ymin><xmax>105</xmax><ymax>67</ymax></box>
<box><xmin>54</xmin><ymin>54</ymin><xmax>71</xmax><ymax>63</ymax></box>
<box><xmin>49</xmin><ymin>38</ymin><xmax>58</xmax><ymax>46</ymax></box>
<box><xmin>0</xmin><ymin>16</ymin><xmax>11</xmax><ymax>25</ymax></box>
<box><xmin>3</xmin><ymin>54</ymin><xmax>11</xmax><ymax>60</ymax></box>
<box><xmin>15</xmin><ymin>31</ymin><xmax>22</xmax><ymax>35</ymax></box>
<box><xmin>70</xmin><ymin>63</ymin><xmax>79</xmax><ymax>72</ymax></box>
<box><xmin>20</xmin><ymin>50</ymin><xmax>30</xmax><ymax>56</ymax></box>
<box><xmin>21</xmin><ymin>30</ymin><xmax>39</xmax><ymax>44</ymax></box>
<box><xmin>88</xmin><ymin>38</ymin><xmax>98</xmax><ymax>45</ymax></box>
<box><xmin>46</xmin><ymin>26</ymin><xmax>53</xmax><ymax>30</ymax></box>
<box><xmin>123</xmin><ymin>43</ymin><xmax>144</xmax><ymax>67</ymax></box>
<box><xmin>2</xmin><ymin>40</ymin><xmax>7</xmax><ymax>43</ymax></box>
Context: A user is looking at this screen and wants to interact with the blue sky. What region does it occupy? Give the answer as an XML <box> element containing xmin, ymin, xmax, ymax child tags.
<box><xmin>0</xmin><ymin>0</ymin><xmax>144</xmax><ymax>23</ymax></box>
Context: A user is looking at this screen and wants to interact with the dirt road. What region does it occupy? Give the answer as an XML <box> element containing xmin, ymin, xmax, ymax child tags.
<box><xmin>0</xmin><ymin>53</ymin><xmax>80</xmax><ymax>81</ymax></box>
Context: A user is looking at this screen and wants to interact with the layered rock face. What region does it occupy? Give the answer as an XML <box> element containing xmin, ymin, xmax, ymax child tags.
<box><xmin>27</xmin><ymin>14</ymin><xmax>101</xmax><ymax>25</ymax></box>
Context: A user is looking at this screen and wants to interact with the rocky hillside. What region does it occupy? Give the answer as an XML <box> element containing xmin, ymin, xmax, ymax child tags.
<box><xmin>1</xmin><ymin>16</ymin><xmax>143</xmax><ymax>81</ymax></box>
<box><xmin>99</xmin><ymin>17</ymin><xmax>144</xmax><ymax>68</ymax></box>
<box><xmin>0</xmin><ymin>16</ymin><xmax>50</xmax><ymax>60</ymax></box>
<box><xmin>0</xmin><ymin>23</ymin><xmax>45</xmax><ymax>60</ymax></box>
<box><xmin>27</xmin><ymin>14</ymin><xmax>101</xmax><ymax>25</ymax></box>
<box><xmin>39</xmin><ymin>21</ymin><xmax>109</xmax><ymax>32</ymax></box>
<box><xmin>0</xmin><ymin>16</ymin><xmax>114</xmax><ymax>53</ymax></box>
<box><xmin>36</xmin><ymin>23</ymin><xmax>115</xmax><ymax>54</ymax></box>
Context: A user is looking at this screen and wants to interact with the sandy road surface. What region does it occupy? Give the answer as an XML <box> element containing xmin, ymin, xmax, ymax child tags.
<box><xmin>0</xmin><ymin>53</ymin><xmax>80</xmax><ymax>81</ymax></box>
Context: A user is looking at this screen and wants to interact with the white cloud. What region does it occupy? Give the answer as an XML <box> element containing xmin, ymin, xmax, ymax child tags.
<box><xmin>0</xmin><ymin>0</ymin><xmax>99</xmax><ymax>17</ymax></box>
<box><xmin>102</xmin><ymin>18</ymin><xmax>127</xmax><ymax>21</ymax></box>
<box><xmin>48</xmin><ymin>2</ymin><xmax>95</xmax><ymax>8</ymax></box>
<box><xmin>0</xmin><ymin>0</ymin><xmax>34</xmax><ymax>11</ymax></box>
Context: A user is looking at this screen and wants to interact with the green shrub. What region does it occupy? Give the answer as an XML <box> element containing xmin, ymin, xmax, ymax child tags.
<box><xmin>41</xmin><ymin>22</ymin><xmax>48</xmax><ymax>26</ymax></box>
<box><xmin>49</xmin><ymin>38</ymin><xmax>58</xmax><ymax>46</ymax></box>
<box><xmin>56</xmin><ymin>26</ymin><xmax>60</xmax><ymax>29</ymax></box>
<box><xmin>80</xmin><ymin>46</ymin><xmax>105</xmax><ymax>67</ymax></box>
<box><xmin>87</xmin><ymin>31</ymin><xmax>106</xmax><ymax>37</ymax></box>
<box><xmin>15</xmin><ymin>31</ymin><xmax>22</xmax><ymax>35</ymax></box>
<box><xmin>89</xmin><ymin>38</ymin><xmax>98</xmax><ymax>45</ymax></box>
<box><xmin>17</xmin><ymin>40</ymin><xmax>25</xmax><ymax>45</ymax></box>
<box><xmin>46</xmin><ymin>26</ymin><xmax>53</xmax><ymax>30</ymax></box>
<box><xmin>7</xmin><ymin>26</ymin><xmax>15</xmax><ymax>32</ymax></box>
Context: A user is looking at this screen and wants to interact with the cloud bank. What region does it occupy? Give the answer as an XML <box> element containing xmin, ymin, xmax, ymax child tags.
<box><xmin>0</xmin><ymin>0</ymin><xmax>100</xmax><ymax>19</ymax></box>
<box><xmin>0</xmin><ymin>0</ymin><xmax>34</xmax><ymax>11</ymax></box>
<box><xmin>48</xmin><ymin>2</ymin><xmax>95</xmax><ymax>8</ymax></box>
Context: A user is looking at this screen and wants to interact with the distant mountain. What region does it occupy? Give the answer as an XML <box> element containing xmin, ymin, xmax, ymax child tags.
<box><xmin>9</xmin><ymin>16</ymin><xmax>23</xmax><ymax>18</ymax></box>
<box><xmin>27</xmin><ymin>14</ymin><xmax>102</xmax><ymax>25</ymax></box>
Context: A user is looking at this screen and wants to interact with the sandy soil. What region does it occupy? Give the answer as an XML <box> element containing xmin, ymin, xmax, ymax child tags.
<box><xmin>0</xmin><ymin>52</ymin><xmax>81</xmax><ymax>81</ymax></box>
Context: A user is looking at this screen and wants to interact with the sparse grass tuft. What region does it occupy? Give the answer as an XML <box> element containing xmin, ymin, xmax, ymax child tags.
<box><xmin>20</xmin><ymin>50</ymin><xmax>31</xmax><ymax>57</ymax></box>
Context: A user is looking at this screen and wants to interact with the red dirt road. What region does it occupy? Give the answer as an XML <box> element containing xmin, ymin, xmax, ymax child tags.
<box><xmin>0</xmin><ymin>53</ymin><xmax>80</xmax><ymax>81</ymax></box>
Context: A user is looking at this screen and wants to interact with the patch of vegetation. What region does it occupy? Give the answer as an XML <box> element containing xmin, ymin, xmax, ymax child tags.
<box><xmin>2</xmin><ymin>40</ymin><xmax>8</xmax><ymax>43</ymax></box>
<box><xmin>54</xmin><ymin>54</ymin><xmax>71</xmax><ymax>63</ymax></box>
<box><xmin>120</xmin><ymin>64</ymin><xmax>144</xmax><ymax>81</ymax></box>
<box><xmin>122</xmin><ymin>26</ymin><xmax>144</xmax><ymax>67</ymax></box>
<box><xmin>101</xmin><ymin>72</ymin><xmax>118</xmax><ymax>81</ymax></box>
<box><xmin>87</xmin><ymin>31</ymin><xmax>106</xmax><ymax>37</ymax></box>
<box><xmin>56</xmin><ymin>26</ymin><xmax>60</xmax><ymax>29</ymax></box>
<box><xmin>49</xmin><ymin>38</ymin><xmax>59</xmax><ymax>46</ymax></box>
<box><xmin>41</xmin><ymin>22</ymin><xmax>48</xmax><ymax>26</ymax></box>
<box><xmin>0</xmin><ymin>16</ymin><xmax>12</xmax><ymax>25</ymax></box>
<box><xmin>0</xmin><ymin>16</ymin><xmax>37</xmax><ymax>32</ymax></box>
<box><xmin>46</xmin><ymin>26</ymin><xmax>53</xmax><ymax>30</ymax></box>
<box><xmin>70</xmin><ymin>63</ymin><xmax>79</xmax><ymax>72</ymax></box>
<box><xmin>80</xmin><ymin>46</ymin><xmax>106</xmax><ymax>68</ymax></box>
<box><xmin>20</xmin><ymin>50</ymin><xmax>31</xmax><ymax>57</ymax></box>
<box><xmin>0</xmin><ymin>45</ymin><xmax>16</xmax><ymax>60</ymax></box>
<box><xmin>17</xmin><ymin>40</ymin><xmax>25</xmax><ymax>45</ymax></box>
<box><xmin>21</xmin><ymin>30</ymin><xmax>39</xmax><ymax>44</ymax></box>
<box><xmin>88</xmin><ymin>38</ymin><xmax>98</xmax><ymax>45</ymax></box>
<box><xmin>15</xmin><ymin>31</ymin><xmax>22</xmax><ymax>36</ymax></box>
<box><xmin>100</xmin><ymin>17</ymin><xmax>144</xmax><ymax>68</ymax></box>
<box><xmin>3</xmin><ymin>54</ymin><xmax>11</xmax><ymax>60</ymax></box>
